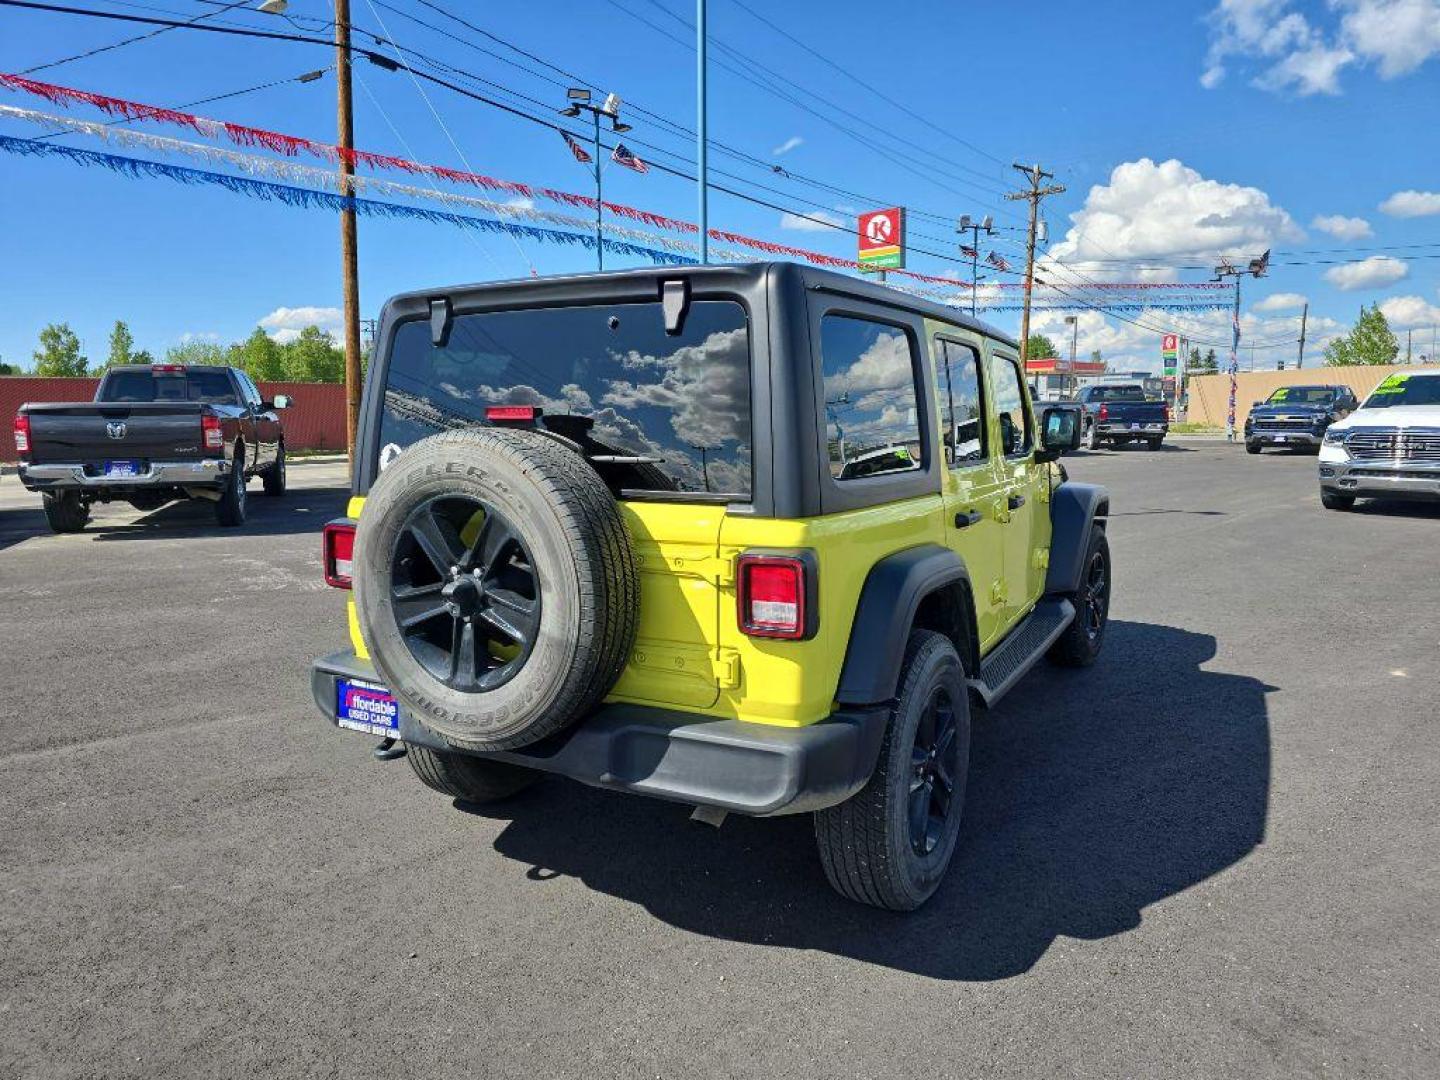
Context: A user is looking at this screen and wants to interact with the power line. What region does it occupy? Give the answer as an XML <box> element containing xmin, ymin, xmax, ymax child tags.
<box><xmin>19</xmin><ymin>0</ymin><xmax>250</xmax><ymax>73</ymax></box>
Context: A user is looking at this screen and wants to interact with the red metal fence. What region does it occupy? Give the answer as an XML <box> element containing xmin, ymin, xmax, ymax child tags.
<box><xmin>1</xmin><ymin>377</ymin><xmax>348</xmax><ymax>460</ymax></box>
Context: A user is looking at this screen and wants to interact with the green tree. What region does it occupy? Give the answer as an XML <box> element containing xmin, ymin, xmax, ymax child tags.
<box><xmin>228</xmin><ymin>327</ymin><xmax>287</xmax><ymax>382</ymax></box>
<box><xmin>1024</xmin><ymin>333</ymin><xmax>1060</xmax><ymax>361</ymax></box>
<box><xmin>281</xmin><ymin>325</ymin><xmax>344</xmax><ymax>382</ymax></box>
<box><xmin>132</xmin><ymin>349</ymin><xmax>155</xmax><ymax>364</ymax></box>
<box><xmin>0</xmin><ymin>357</ymin><xmax>17</xmax><ymax>375</ymax></box>
<box><xmin>1325</xmin><ymin>304</ymin><xmax>1400</xmax><ymax>366</ymax></box>
<box><xmin>165</xmin><ymin>340</ymin><xmax>227</xmax><ymax>366</ymax></box>
<box><xmin>1190</xmin><ymin>348</ymin><xmax>1218</xmax><ymax>374</ymax></box>
<box><xmin>106</xmin><ymin>320</ymin><xmax>135</xmax><ymax>369</ymax></box>
<box><xmin>32</xmin><ymin>323</ymin><xmax>87</xmax><ymax>377</ymax></box>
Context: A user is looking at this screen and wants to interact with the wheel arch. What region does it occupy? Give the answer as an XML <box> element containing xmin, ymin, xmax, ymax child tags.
<box><xmin>1045</xmin><ymin>482</ymin><xmax>1109</xmax><ymax>596</ymax></box>
<box><xmin>835</xmin><ymin>544</ymin><xmax>977</xmax><ymax>706</ymax></box>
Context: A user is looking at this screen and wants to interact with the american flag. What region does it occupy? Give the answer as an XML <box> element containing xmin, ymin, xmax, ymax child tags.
<box><xmin>959</xmin><ymin>244</ymin><xmax>978</xmax><ymax>259</ymax></box>
<box><xmin>560</xmin><ymin>131</ymin><xmax>592</xmax><ymax>164</ymax></box>
<box><xmin>611</xmin><ymin>143</ymin><xmax>649</xmax><ymax>173</ymax></box>
<box><xmin>985</xmin><ymin>251</ymin><xmax>1010</xmax><ymax>272</ymax></box>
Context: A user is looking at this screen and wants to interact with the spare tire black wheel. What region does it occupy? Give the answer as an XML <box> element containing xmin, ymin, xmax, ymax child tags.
<box><xmin>352</xmin><ymin>428</ymin><xmax>638</xmax><ymax>752</ymax></box>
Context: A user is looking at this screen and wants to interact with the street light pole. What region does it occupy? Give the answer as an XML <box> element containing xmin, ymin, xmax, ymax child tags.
<box><xmin>957</xmin><ymin>215</ymin><xmax>992</xmax><ymax>318</ymax></box>
<box><xmin>561</xmin><ymin>90</ymin><xmax>632</xmax><ymax>272</ymax></box>
<box><xmin>1214</xmin><ymin>250</ymin><xmax>1270</xmax><ymax>441</ymax></box>
<box><xmin>697</xmin><ymin>0</ymin><xmax>708</xmax><ymax>264</ymax></box>
<box><xmin>334</xmin><ymin>0</ymin><xmax>362</xmax><ymax>470</ymax></box>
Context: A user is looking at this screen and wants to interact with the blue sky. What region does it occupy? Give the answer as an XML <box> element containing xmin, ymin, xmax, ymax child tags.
<box><xmin>1</xmin><ymin>0</ymin><xmax>1438</xmax><ymax>371</ymax></box>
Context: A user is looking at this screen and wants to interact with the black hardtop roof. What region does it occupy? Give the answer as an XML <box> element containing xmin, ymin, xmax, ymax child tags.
<box><xmin>104</xmin><ymin>364</ymin><xmax>232</xmax><ymax>373</ymax></box>
<box><xmin>381</xmin><ymin>260</ymin><xmax>1018</xmax><ymax>349</ymax></box>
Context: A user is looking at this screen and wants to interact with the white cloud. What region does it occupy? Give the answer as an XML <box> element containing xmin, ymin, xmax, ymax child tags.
<box><xmin>259</xmin><ymin>305</ymin><xmax>343</xmax><ymax>345</ymax></box>
<box><xmin>1202</xmin><ymin>0</ymin><xmax>1440</xmax><ymax>94</ymax></box>
<box><xmin>772</xmin><ymin>135</ymin><xmax>803</xmax><ymax>156</ymax></box>
<box><xmin>1340</xmin><ymin>0</ymin><xmax>1440</xmax><ymax>78</ymax></box>
<box><xmin>779</xmin><ymin>210</ymin><xmax>846</xmax><ymax>232</ymax></box>
<box><xmin>502</xmin><ymin>196</ymin><xmax>535</xmax><ymax>212</ymax></box>
<box><xmin>179</xmin><ymin>331</ymin><xmax>220</xmax><ymax>344</ymax></box>
<box><xmin>1041</xmin><ymin>158</ymin><xmax>1302</xmax><ymax>282</ymax></box>
<box><xmin>1379</xmin><ymin>190</ymin><xmax>1440</xmax><ymax>217</ymax></box>
<box><xmin>1324</xmin><ymin>255</ymin><xmax>1409</xmax><ymax>290</ymax></box>
<box><xmin>1254</xmin><ymin>291</ymin><xmax>1308</xmax><ymax>311</ymax></box>
<box><xmin>1310</xmin><ymin>214</ymin><xmax>1373</xmax><ymax>240</ymax></box>
<box><xmin>1377</xmin><ymin>294</ymin><xmax>1440</xmax><ymax>329</ymax></box>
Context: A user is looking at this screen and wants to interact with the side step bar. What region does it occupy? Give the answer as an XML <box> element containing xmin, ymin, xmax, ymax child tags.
<box><xmin>969</xmin><ymin>598</ymin><xmax>1075</xmax><ymax>708</ymax></box>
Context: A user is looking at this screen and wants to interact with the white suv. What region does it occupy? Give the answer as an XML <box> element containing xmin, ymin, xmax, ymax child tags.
<box><xmin>1318</xmin><ymin>370</ymin><xmax>1440</xmax><ymax>510</ymax></box>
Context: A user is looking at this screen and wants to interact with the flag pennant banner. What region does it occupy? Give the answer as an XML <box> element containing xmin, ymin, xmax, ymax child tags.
<box><xmin>611</xmin><ymin>143</ymin><xmax>648</xmax><ymax>173</ymax></box>
<box><xmin>985</xmin><ymin>251</ymin><xmax>1010</xmax><ymax>272</ymax></box>
<box><xmin>959</xmin><ymin>245</ymin><xmax>978</xmax><ymax>259</ymax></box>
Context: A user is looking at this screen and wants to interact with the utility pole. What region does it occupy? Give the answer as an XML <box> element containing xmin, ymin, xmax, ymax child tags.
<box><xmin>335</xmin><ymin>0</ymin><xmax>362</xmax><ymax>469</ymax></box>
<box><xmin>1214</xmin><ymin>250</ymin><xmax>1270</xmax><ymax>441</ymax></box>
<box><xmin>1006</xmin><ymin>164</ymin><xmax>1065</xmax><ymax>363</ymax></box>
<box><xmin>1406</xmin><ymin>328</ymin><xmax>1413</xmax><ymax>363</ymax></box>
<box><xmin>697</xmin><ymin>0</ymin><xmax>708</xmax><ymax>264</ymax></box>
<box><xmin>957</xmin><ymin>215</ymin><xmax>993</xmax><ymax>317</ymax></box>
<box><xmin>1296</xmin><ymin>302</ymin><xmax>1308</xmax><ymax>370</ymax></box>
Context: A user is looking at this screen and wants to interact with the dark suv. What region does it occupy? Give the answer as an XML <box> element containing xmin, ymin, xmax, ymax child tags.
<box><xmin>1245</xmin><ymin>384</ymin><xmax>1357</xmax><ymax>454</ymax></box>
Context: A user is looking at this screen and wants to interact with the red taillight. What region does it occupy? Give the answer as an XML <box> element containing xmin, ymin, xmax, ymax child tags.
<box><xmin>201</xmin><ymin>414</ymin><xmax>224</xmax><ymax>450</ymax></box>
<box><xmin>737</xmin><ymin>553</ymin><xmax>811</xmax><ymax>640</ymax></box>
<box><xmin>13</xmin><ymin>413</ymin><xmax>30</xmax><ymax>455</ymax></box>
<box><xmin>323</xmin><ymin>521</ymin><xmax>357</xmax><ymax>589</ymax></box>
<box><xmin>151</xmin><ymin>363</ymin><xmax>186</xmax><ymax>374</ymax></box>
<box><xmin>486</xmin><ymin>405</ymin><xmax>537</xmax><ymax>422</ymax></box>
<box><xmin>1098</xmin><ymin>404</ymin><xmax>1109</xmax><ymax>421</ymax></box>
<box><xmin>1164</xmin><ymin>404</ymin><xmax>1172</xmax><ymax>422</ymax></box>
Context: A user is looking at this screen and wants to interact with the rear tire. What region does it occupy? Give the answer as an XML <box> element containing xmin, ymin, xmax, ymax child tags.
<box><xmin>814</xmin><ymin>630</ymin><xmax>970</xmax><ymax>911</ymax></box>
<box><xmin>1321</xmin><ymin>490</ymin><xmax>1355</xmax><ymax>511</ymax></box>
<box><xmin>1146</xmin><ymin>437</ymin><xmax>1163</xmax><ymax>451</ymax></box>
<box><xmin>215</xmin><ymin>448</ymin><xmax>247</xmax><ymax>527</ymax></box>
<box><xmin>1246</xmin><ymin>442</ymin><xmax>1261</xmax><ymax>455</ymax></box>
<box><xmin>262</xmin><ymin>444</ymin><xmax>287</xmax><ymax>496</ymax></box>
<box><xmin>407</xmin><ymin>745</ymin><xmax>538</xmax><ymax>804</ymax></box>
<box><xmin>1083</xmin><ymin>421</ymin><xmax>1102</xmax><ymax>451</ymax></box>
<box><xmin>42</xmin><ymin>491</ymin><xmax>89</xmax><ymax>534</ymax></box>
<box><xmin>1047</xmin><ymin>526</ymin><xmax>1111</xmax><ymax>668</ymax></box>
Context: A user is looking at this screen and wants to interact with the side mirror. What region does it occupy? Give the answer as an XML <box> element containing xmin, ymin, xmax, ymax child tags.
<box><xmin>1035</xmin><ymin>406</ymin><xmax>1080</xmax><ymax>463</ymax></box>
<box><xmin>268</xmin><ymin>394</ymin><xmax>291</xmax><ymax>410</ymax></box>
<box><xmin>1252</xmin><ymin>400</ymin><xmax>1265</xmax><ymax>407</ymax></box>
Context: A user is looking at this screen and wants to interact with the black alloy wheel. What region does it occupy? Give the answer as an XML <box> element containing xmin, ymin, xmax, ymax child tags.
<box><xmin>908</xmin><ymin>687</ymin><xmax>961</xmax><ymax>856</ymax></box>
<box><xmin>1082</xmin><ymin>545</ymin><xmax>1109</xmax><ymax>642</ymax></box>
<box><xmin>389</xmin><ymin>495</ymin><xmax>540</xmax><ymax>693</ymax></box>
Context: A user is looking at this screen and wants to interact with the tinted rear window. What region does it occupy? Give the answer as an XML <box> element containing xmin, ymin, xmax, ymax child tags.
<box><xmin>376</xmin><ymin>300</ymin><xmax>752</xmax><ymax>497</ymax></box>
<box><xmin>101</xmin><ymin>370</ymin><xmax>238</xmax><ymax>404</ymax></box>
<box><xmin>1091</xmin><ymin>385</ymin><xmax>1147</xmax><ymax>402</ymax></box>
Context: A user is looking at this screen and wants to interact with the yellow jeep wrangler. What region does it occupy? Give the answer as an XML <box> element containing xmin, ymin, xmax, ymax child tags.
<box><xmin>312</xmin><ymin>262</ymin><xmax>1109</xmax><ymax>911</ymax></box>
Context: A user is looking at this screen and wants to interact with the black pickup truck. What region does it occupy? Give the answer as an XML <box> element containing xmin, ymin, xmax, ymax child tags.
<box><xmin>13</xmin><ymin>364</ymin><xmax>289</xmax><ymax>532</ymax></box>
<box><xmin>1244</xmin><ymin>384</ymin><xmax>1357</xmax><ymax>453</ymax></box>
<box><xmin>1075</xmin><ymin>383</ymin><xmax>1170</xmax><ymax>450</ymax></box>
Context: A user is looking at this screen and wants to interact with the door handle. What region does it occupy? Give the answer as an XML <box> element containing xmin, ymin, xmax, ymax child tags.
<box><xmin>1008</xmin><ymin>494</ymin><xmax>1027</xmax><ymax>510</ymax></box>
<box><xmin>954</xmin><ymin>510</ymin><xmax>982</xmax><ymax>529</ymax></box>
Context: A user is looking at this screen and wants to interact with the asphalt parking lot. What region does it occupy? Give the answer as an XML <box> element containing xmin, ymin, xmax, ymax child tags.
<box><xmin>1</xmin><ymin>445</ymin><xmax>1436</xmax><ymax>1079</ymax></box>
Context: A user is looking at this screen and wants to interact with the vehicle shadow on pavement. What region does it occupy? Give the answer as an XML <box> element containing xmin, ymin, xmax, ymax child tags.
<box><xmin>468</xmin><ymin>620</ymin><xmax>1273</xmax><ymax>981</ymax></box>
<box><xmin>85</xmin><ymin>485</ymin><xmax>351</xmax><ymax>543</ymax></box>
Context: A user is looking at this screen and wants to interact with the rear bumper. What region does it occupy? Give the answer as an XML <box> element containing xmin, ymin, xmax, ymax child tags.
<box><xmin>1095</xmin><ymin>422</ymin><xmax>1166</xmax><ymax>438</ymax></box>
<box><xmin>311</xmin><ymin>651</ymin><xmax>887</xmax><ymax>817</ymax></box>
<box><xmin>1320</xmin><ymin>460</ymin><xmax>1440</xmax><ymax>501</ymax></box>
<box><xmin>18</xmin><ymin>458</ymin><xmax>229</xmax><ymax>491</ymax></box>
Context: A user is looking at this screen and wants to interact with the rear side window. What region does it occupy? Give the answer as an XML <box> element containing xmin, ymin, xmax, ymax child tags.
<box><xmin>938</xmin><ymin>339</ymin><xmax>986</xmax><ymax>466</ymax></box>
<box><xmin>376</xmin><ymin>300</ymin><xmax>752</xmax><ymax>497</ymax></box>
<box><xmin>820</xmin><ymin>315</ymin><xmax>923</xmax><ymax>481</ymax></box>
<box><xmin>101</xmin><ymin>370</ymin><xmax>238</xmax><ymax>405</ymax></box>
<box><xmin>988</xmin><ymin>354</ymin><xmax>1032</xmax><ymax>456</ymax></box>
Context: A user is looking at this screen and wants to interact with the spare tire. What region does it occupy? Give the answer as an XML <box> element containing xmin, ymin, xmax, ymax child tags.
<box><xmin>352</xmin><ymin>428</ymin><xmax>638</xmax><ymax>751</ymax></box>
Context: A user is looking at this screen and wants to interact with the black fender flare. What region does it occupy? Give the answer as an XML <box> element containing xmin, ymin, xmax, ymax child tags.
<box><xmin>835</xmin><ymin>544</ymin><xmax>972</xmax><ymax>706</ymax></box>
<box><xmin>1045</xmin><ymin>482</ymin><xmax>1109</xmax><ymax>596</ymax></box>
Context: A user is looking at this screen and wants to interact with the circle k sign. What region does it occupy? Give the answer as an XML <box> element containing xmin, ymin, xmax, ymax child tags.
<box><xmin>858</xmin><ymin>207</ymin><xmax>905</xmax><ymax>270</ymax></box>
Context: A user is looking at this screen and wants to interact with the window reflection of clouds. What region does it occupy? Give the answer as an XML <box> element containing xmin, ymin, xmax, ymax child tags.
<box><xmin>376</xmin><ymin>302</ymin><xmax>752</xmax><ymax>495</ymax></box>
<box><xmin>820</xmin><ymin>316</ymin><xmax>922</xmax><ymax>480</ymax></box>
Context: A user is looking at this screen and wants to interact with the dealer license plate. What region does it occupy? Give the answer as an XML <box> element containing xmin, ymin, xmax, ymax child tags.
<box><xmin>1130</xmin><ymin>423</ymin><xmax>1141</xmax><ymax>431</ymax></box>
<box><xmin>336</xmin><ymin>678</ymin><xmax>400</xmax><ymax>737</ymax></box>
<box><xmin>1274</xmin><ymin>436</ymin><xmax>1287</xmax><ymax>443</ymax></box>
<box><xmin>104</xmin><ymin>460</ymin><xmax>141</xmax><ymax>478</ymax></box>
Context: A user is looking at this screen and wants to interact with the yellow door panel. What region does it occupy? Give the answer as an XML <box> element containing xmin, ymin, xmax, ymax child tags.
<box><xmin>607</xmin><ymin>501</ymin><xmax>728</xmax><ymax>710</ymax></box>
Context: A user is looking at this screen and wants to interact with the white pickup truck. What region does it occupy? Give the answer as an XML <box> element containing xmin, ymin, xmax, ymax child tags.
<box><xmin>1318</xmin><ymin>370</ymin><xmax>1440</xmax><ymax>510</ymax></box>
